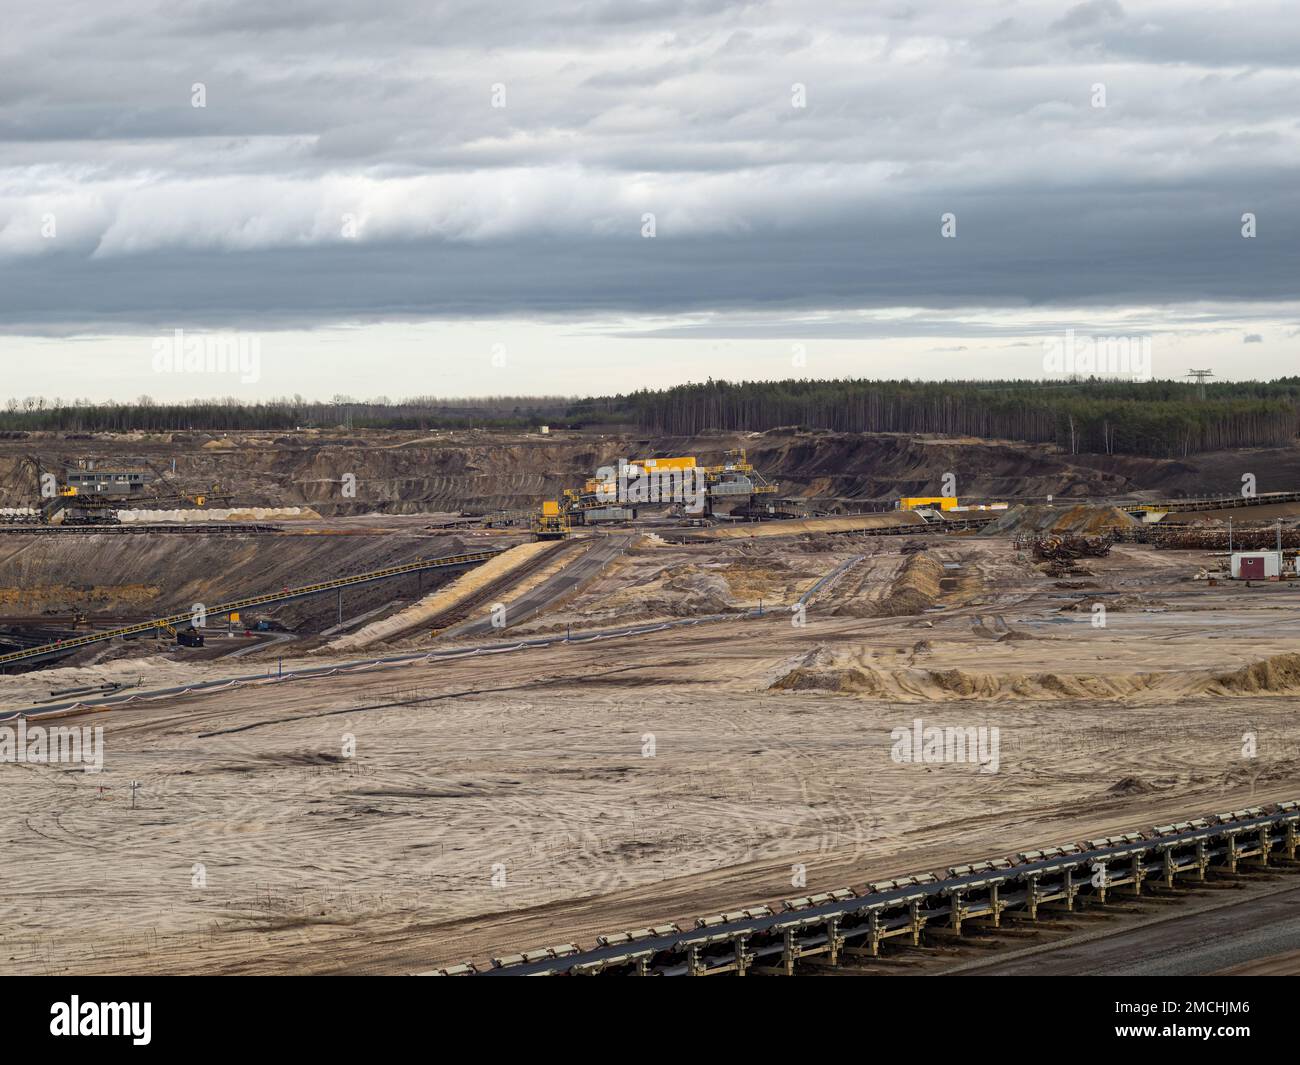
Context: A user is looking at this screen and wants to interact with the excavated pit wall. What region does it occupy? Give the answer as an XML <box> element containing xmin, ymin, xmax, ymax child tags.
<box><xmin>5</xmin><ymin>429</ymin><xmax>1297</xmax><ymax>516</ymax></box>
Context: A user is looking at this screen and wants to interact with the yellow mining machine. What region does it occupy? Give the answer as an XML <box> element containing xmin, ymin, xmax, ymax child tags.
<box><xmin>532</xmin><ymin>499</ymin><xmax>571</xmax><ymax>540</ymax></box>
<box><xmin>531</xmin><ymin>449</ymin><xmax>780</xmax><ymax>539</ymax></box>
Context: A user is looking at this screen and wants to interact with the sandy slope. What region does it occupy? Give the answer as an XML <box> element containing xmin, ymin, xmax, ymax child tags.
<box><xmin>322</xmin><ymin>541</ymin><xmax>555</xmax><ymax>652</ymax></box>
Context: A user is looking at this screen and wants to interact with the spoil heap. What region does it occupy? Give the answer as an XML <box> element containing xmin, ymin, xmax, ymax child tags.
<box><xmin>982</xmin><ymin>503</ymin><xmax>1137</xmax><ymax>537</ymax></box>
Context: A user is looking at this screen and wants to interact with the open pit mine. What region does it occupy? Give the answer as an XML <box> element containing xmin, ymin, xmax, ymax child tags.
<box><xmin>4</xmin><ymin>427</ymin><xmax>1300</xmax><ymax>978</ymax></box>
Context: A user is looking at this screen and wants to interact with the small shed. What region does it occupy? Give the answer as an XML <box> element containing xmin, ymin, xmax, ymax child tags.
<box><xmin>1230</xmin><ymin>551</ymin><xmax>1282</xmax><ymax>580</ymax></box>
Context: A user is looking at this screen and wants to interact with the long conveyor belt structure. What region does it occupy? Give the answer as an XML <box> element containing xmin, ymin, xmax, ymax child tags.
<box><xmin>425</xmin><ymin>800</ymin><xmax>1300</xmax><ymax>976</ymax></box>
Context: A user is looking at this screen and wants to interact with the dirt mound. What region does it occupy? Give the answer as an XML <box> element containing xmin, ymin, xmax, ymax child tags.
<box><xmin>1106</xmin><ymin>776</ymin><xmax>1160</xmax><ymax>796</ymax></box>
<box><xmin>770</xmin><ymin>666</ymin><xmax>886</xmax><ymax>695</ymax></box>
<box><xmin>1059</xmin><ymin>594</ymin><xmax>1163</xmax><ymax>613</ymax></box>
<box><xmin>829</xmin><ymin>552</ymin><xmax>968</xmax><ymax>618</ymax></box>
<box><xmin>770</xmin><ymin>643</ymin><xmax>888</xmax><ymax>693</ymax></box>
<box><xmin>1207</xmin><ymin>653</ymin><xmax>1300</xmax><ymax>694</ymax></box>
<box><xmin>971</xmin><ymin>616</ymin><xmax>1012</xmax><ymax>639</ymax></box>
<box><xmin>769</xmin><ymin>638</ymin><xmax>1171</xmax><ymax>700</ymax></box>
<box><xmin>982</xmin><ymin>503</ymin><xmax>1136</xmax><ymax>536</ymax></box>
<box><xmin>614</xmin><ymin>565</ymin><xmax>740</xmax><ymax>618</ymax></box>
<box><xmin>661</xmin><ymin>570</ymin><xmax>734</xmax><ymax>614</ymax></box>
<box><xmin>873</xmin><ymin>553</ymin><xmax>943</xmax><ymax>617</ymax></box>
<box><xmin>770</xmin><ymin>649</ymin><xmax>1300</xmax><ymax>703</ymax></box>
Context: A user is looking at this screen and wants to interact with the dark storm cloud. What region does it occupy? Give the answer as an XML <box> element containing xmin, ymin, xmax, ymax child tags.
<box><xmin>1</xmin><ymin>0</ymin><xmax>1298</xmax><ymax>334</ymax></box>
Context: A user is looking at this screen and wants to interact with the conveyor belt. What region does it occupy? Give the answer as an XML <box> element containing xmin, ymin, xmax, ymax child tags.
<box><xmin>426</xmin><ymin>801</ymin><xmax>1299</xmax><ymax>976</ymax></box>
<box><xmin>1121</xmin><ymin>490</ymin><xmax>1300</xmax><ymax>513</ymax></box>
<box><xmin>0</xmin><ymin>523</ymin><xmax>284</xmax><ymax>535</ymax></box>
<box><xmin>0</xmin><ymin>549</ymin><xmax>503</xmax><ymax>668</ymax></box>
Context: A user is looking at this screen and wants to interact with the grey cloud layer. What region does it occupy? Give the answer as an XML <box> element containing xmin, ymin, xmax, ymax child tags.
<box><xmin>1</xmin><ymin>0</ymin><xmax>1298</xmax><ymax>332</ymax></box>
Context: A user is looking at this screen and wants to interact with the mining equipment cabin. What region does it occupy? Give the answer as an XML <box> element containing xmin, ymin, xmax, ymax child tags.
<box><xmin>61</xmin><ymin>469</ymin><xmax>153</xmax><ymax>496</ymax></box>
<box><xmin>45</xmin><ymin>473</ymin><xmax>226</xmax><ymax>526</ymax></box>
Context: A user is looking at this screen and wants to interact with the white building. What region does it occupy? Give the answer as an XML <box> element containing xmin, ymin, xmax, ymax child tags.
<box><xmin>1230</xmin><ymin>551</ymin><xmax>1282</xmax><ymax>580</ymax></box>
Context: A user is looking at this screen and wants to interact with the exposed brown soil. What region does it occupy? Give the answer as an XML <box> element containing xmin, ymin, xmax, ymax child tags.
<box><xmin>6</xmin><ymin>428</ymin><xmax>1300</xmax><ymax>516</ymax></box>
<box><xmin>4</xmin><ymin>429</ymin><xmax>1300</xmax><ymax>976</ymax></box>
<box><xmin>982</xmin><ymin>503</ymin><xmax>1137</xmax><ymax>536</ymax></box>
<box><xmin>1209</xmin><ymin>652</ymin><xmax>1300</xmax><ymax>694</ymax></box>
<box><xmin>0</xmin><ymin>526</ymin><xmax>518</xmax><ymax>665</ymax></box>
<box><xmin>767</xmin><ymin>651</ymin><xmax>1300</xmax><ymax>703</ymax></box>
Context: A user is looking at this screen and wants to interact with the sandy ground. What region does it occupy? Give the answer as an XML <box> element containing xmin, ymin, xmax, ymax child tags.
<box><xmin>115</xmin><ymin>506</ymin><xmax>322</xmax><ymax>523</ymax></box>
<box><xmin>496</xmin><ymin>534</ymin><xmax>845</xmax><ymax>635</ymax></box>
<box><xmin>322</xmin><ymin>540</ymin><xmax>558</xmax><ymax>652</ymax></box>
<box><xmin>683</xmin><ymin>511</ymin><xmax>924</xmax><ymax>539</ymax></box>
<box><xmin>3</xmin><ymin>535</ymin><xmax>1300</xmax><ymax>974</ymax></box>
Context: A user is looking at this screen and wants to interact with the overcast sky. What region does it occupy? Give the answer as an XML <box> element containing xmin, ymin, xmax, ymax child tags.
<box><xmin>2</xmin><ymin>0</ymin><xmax>1298</xmax><ymax>401</ymax></box>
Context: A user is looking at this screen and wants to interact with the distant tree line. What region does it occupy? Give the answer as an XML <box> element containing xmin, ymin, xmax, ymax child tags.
<box><xmin>0</xmin><ymin>395</ymin><xmax>574</xmax><ymax>433</ymax></box>
<box><xmin>4</xmin><ymin>378</ymin><xmax>1299</xmax><ymax>457</ymax></box>
<box><xmin>570</xmin><ymin>378</ymin><xmax>1300</xmax><ymax>458</ymax></box>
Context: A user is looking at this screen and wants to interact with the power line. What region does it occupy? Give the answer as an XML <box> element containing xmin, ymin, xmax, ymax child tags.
<box><xmin>1185</xmin><ymin>369</ymin><xmax>1214</xmax><ymax>400</ymax></box>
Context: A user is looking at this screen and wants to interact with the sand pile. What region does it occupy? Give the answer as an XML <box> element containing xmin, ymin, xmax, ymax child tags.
<box><xmin>718</xmin><ymin>557</ymin><xmax>794</xmax><ymax>601</ymax></box>
<box><xmin>770</xmin><ymin>643</ymin><xmax>887</xmax><ymax>694</ymax></box>
<box><xmin>981</xmin><ymin>503</ymin><xmax>1136</xmax><ymax>536</ymax></box>
<box><xmin>1207</xmin><ymin>653</ymin><xmax>1300</xmax><ymax>694</ymax></box>
<box><xmin>649</xmin><ymin>569</ymin><xmax>736</xmax><ymax>616</ymax></box>
<box><xmin>118</xmin><ymin>506</ymin><xmax>321</xmax><ymax>522</ymax></box>
<box><xmin>873</xmin><ymin>553</ymin><xmax>944</xmax><ymax>617</ymax></box>
<box><xmin>771</xmin><ymin>666</ymin><xmax>886</xmax><ymax>694</ymax></box>
<box><xmin>768</xmin><ymin>649</ymin><xmax>1300</xmax><ymax>703</ymax></box>
<box><xmin>1106</xmin><ymin>776</ymin><xmax>1162</xmax><ymax>796</ymax></box>
<box><xmin>602</xmin><ymin>555</ymin><xmax>804</xmax><ymax>619</ymax></box>
<box><xmin>768</xmin><ymin>660</ymin><xmax>1162</xmax><ymax>701</ymax></box>
<box><xmin>828</xmin><ymin>552</ymin><xmax>948</xmax><ymax>618</ymax></box>
<box><xmin>970</xmin><ymin>616</ymin><xmax>1035</xmax><ymax>641</ymax></box>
